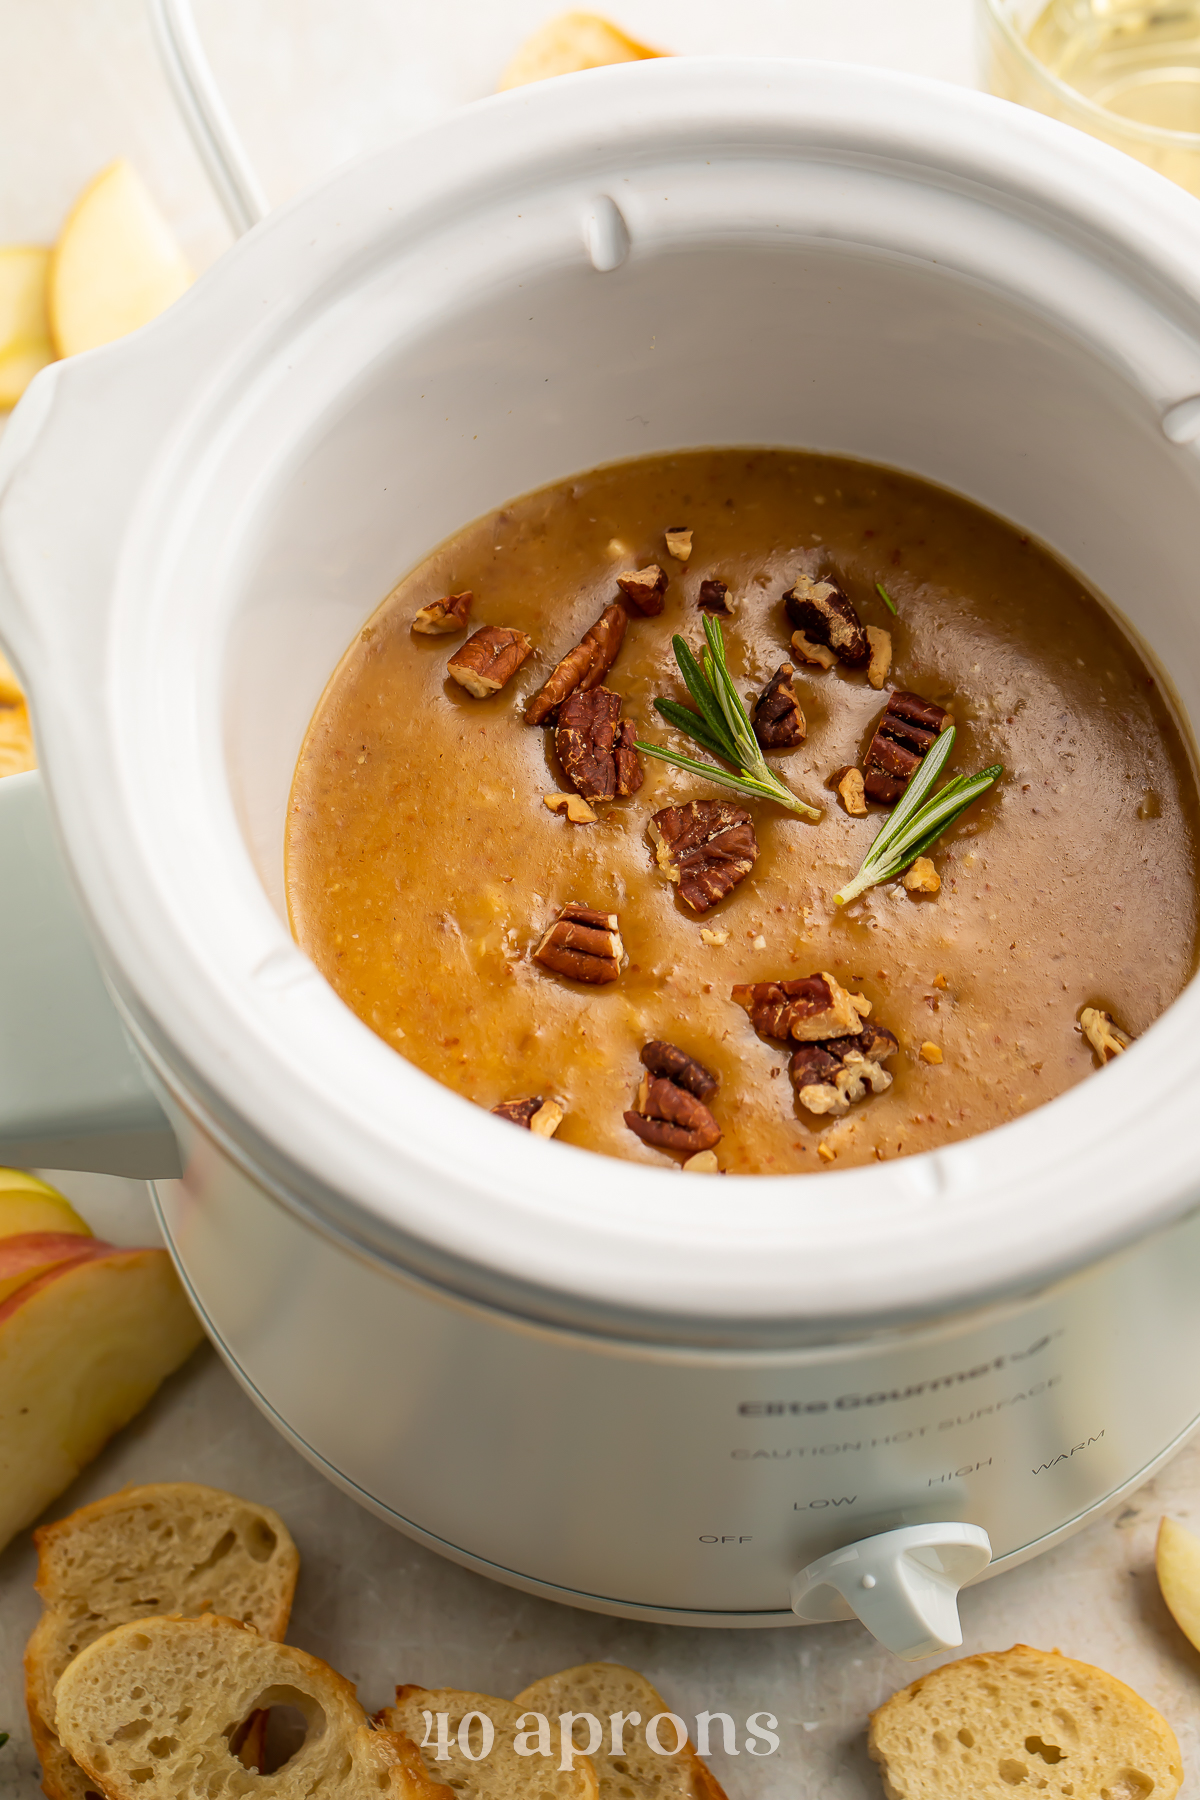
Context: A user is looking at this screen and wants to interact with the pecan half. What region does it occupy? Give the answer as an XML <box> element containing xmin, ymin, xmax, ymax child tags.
<box><xmin>863</xmin><ymin>690</ymin><xmax>951</xmax><ymax>803</ymax></box>
<box><xmin>524</xmin><ymin>603</ymin><xmax>627</xmax><ymax>725</ymax></box>
<box><xmin>447</xmin><ymin>625</ymin><xmax>532</xmax><ymax>696</ymax></box>
<box><xmin>640</xmin><ymin>1039</ymin><xmax>718</xmax><ymax>1101</ymax></box>
<box><xmin>784</xmin><ymin>572</ymin><xmax>869</xmax><ymax>667</ymax></box>
<box><xmin>731</xmin><ymin>971</ymin><xmax>865</xmax><ymax>1042</ymax></box>
<box><xmin>752</xmin><ymin>662</ymin><xmax>805</xmax><ymax>749</ymax></box>
<box><xmin>625</xmin><ymin>1044</ymin><xmax>721</xmax><ymax>1155</ymax></box>
<box><xmin>617</xmin><ymin>564</ymin><xmax>669</xmax><ymax>615</ymax></box>
<box><xmin>533</xmin><ymin>902</ymin><xmax>623</xmax><ymax>984</ymax></box>
<box><xmin>665</xmin><ymin>526</ymin><xmax>693</xmax><ymax>563</ymax></box>
<box><xmin>791</xmin><ymin>630</ymin><xmax>837</xmax><ymax>671</ymax></box>
<box><xmin>413</xmin><ymin>590</ymin><xmax>473</xmax><ymax>634</ymax></box>
<box><xmin>830</xmin><ymin>765</ymin><xmax>868</xmax><ymax>816</ymax></box>
<box><xmin>1080</xmin><ymin>1006</ymin><xmax>1132</xmax><ymax>1064</ymax></box>
<box><xmin>555</xmin><ymin>686</ymin><xmax>643</xmax><ymax>802</ymax></box>
<box><xmin>789</xmin><ymin>1022</ymin><xmax>899</xmax><ymax>1115</ymax></box>
<box><xmin>698</xmin><ymin>579</ymin><xmax>733</xmax><ymax>615</ymax></box>
<box><xmin>492</xmin><ymin>1097</ymin><xmax>564</xmax><ymax>1137</ymax></box>
<box><xmin>649</xmin><ymin>799</ymin><xmax>758</xmax><ymax>914</ymax></box>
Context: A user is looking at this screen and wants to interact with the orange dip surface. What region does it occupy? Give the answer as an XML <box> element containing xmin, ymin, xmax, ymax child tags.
<box><xmin>285</xmin><ymin>450</ymin><xmax>1199</xmax><ymax>1173</ymax></box>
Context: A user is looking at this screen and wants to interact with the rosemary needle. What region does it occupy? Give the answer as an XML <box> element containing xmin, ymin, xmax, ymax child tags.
<box><xmin>635</xmin><ymin>616</ymin><xmax>822</xmax><ymax>820</ymax></box>
<box><xmin>876</xmin><ymin>582</ymin><xmax>898</xmax><ymax>616</ymax></box>
<box><xmin>834</xmin><ymin>726</ymin><xmax>1002</xmax><ymax>905</ymax></box>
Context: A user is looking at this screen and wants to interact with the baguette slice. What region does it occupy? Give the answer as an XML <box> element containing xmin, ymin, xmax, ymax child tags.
<box><xmin>514</xmin><ymin>1664</ymin><xmax>728</xmax><ymax>1800</ymax></box>
<box><xmin>868</xmin><ymin>1643</ymin><xmax>1183</xmax><ymax>1800</ymax></box>
<box><xmin>54</xmin><ymin>1614</ymin><xmax>445</xmax><ymax>1800</ymax></box>
<box><xmin>26</xmin><ymin>1484</ymin><xmax>299</xmax><ymax>1800</ymax></box>
<box><xmin>380</xmin><ymin>1685</ymin><xmax>597</xmax><ymax>1800</ymax></box>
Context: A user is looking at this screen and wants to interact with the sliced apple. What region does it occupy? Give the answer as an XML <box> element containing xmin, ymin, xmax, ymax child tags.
<box><xmin>0</xmin><ymin>245</ymin><xmax>54</xmax><ymax>409</ymax></box>
<box><xmin>1157</xmin><ymin>1516</ymin><xmax>1200</xmax><ymax>1652</ymax></box>
<box><xmin>49</xmin><ymin>159</ymin><xmax>193</xmax><ymax>359</ymax></box>
<box><xmin>0</xmin><ymin>1170</ymin><xmax>90</xmax><ymax>1242</ymax></box>
<box><xmin>0</xmin><ymin>1246</ymin><xmax>204</xmax><ymax>1553</ymax></box>
<box><xmin>497</xmin><ymin>11</ymin><xmax>664</xmax><ymax>90</ymax></box>
<box><xmin>0</xmin><ymin>1233</ymin><xmax>112</xmax><ymax>1306</ymax></box>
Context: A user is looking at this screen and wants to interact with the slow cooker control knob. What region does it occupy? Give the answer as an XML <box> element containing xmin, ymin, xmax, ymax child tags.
<box><xmin>789</xmin><ymin>1522</ymin><xmax>992</xmax><ymax>1659</ymax></box>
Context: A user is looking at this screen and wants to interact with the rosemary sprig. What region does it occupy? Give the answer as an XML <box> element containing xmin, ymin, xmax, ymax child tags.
<box><xmin>876</xmin><ymin>582</ymin><xmax>898</xmax><ymax>616</ymax></box>
<box><xmin>635</xmin><ymin>615</ymin><xmax>822</xmax><ymax>820</ymax></box>
<box><xmin>834</xmin><ymin>726</ymin><xmax>1001</xmax><ymax>906</ymax></box>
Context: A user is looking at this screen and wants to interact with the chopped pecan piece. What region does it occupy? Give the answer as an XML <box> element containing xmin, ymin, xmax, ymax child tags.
<box><xmin>784</xmin><ymin>571</ymin><xmax>869</xmax><ymax>667</ymax></box>
<box><xmin>447</xmin><ymin>625</ymin><xmax>532</xmax><ymax>697</ymax></box>
<box><xmin>617</xmin><ymin>564</ymin><xmax>668</xmax><ymax>615</ymax></box>
<box><xmin>649</xmin><ymin>799</ymin><xmax>758</xmax><ymax>914</ymax></box>
<box><xmin>791</xmin><ymin>630</ymin><xmax>837</xmax><ymax>671</ymax></box>
<box><xmin>555</xmin><ymin>686</ymin><xmax>643</xmax><ymax>803</ymax></box>
<box><xmin>491</xmin><ymin>1097</ymin><xmax>564</xmax><ymax>1137</ymax></box>
<box><xmin>698</xmin><ymin>579</ymin><xmax>733</xmax><ymax>615</ymax></box>
<box><xmin>731</xmin><ymin>971</ymin><xmax>864</xmax><ymax>1042</ymax></box>
<box><xmin>525</xmin><ymin>603</ymin><xmax>627</xmax><ymax>725</ymax></box>
<box><xmin>863</xmin><ymin>689</ymin><xmax>952</xmax><ymax>803</ymax></box>
<box><xmin>492</xmin><ymin>1096</ymin><xmax>542</xmax><ymax>1127</ymax></box>
<box><xmin>578</xmin><ymin>604</ymin><xmax>628</xmax><ymax>690</ymax></box>
<box><xmin>830</xmin><ymin>765</ymin><xmax>868</xmax><ymax>816</ymax></box>
<box><xmin>682</xmin><ymin>1150</ymin><xmax>719</xmax><ymax>1172</ymax></box>
<box><xmin>640</xmin><ymin>1039</ymin><xmax>718</xmax><ymax>1101</ymax></box>
<box><xmin>752</xmin><ymin>662</ymin><xmax>805</xmax><ymax>750</ymax></box>
<box><xmin>865</xmin><ymin>625</ymin><xmax>892</xmax><ymax>690</ymax></box>
<box><xmin>665</xmin><ymin>526</ymin><xmax>693</xmax><ymax>563</ymax></box>
<box><xmin>902</xmin><ymin>855</ymin><xmax>940</xmax><ymax>894</ymax></box>
<box><xmin>533</xmin><ymin>902</ymin><xmax>623</xmax><ymax>984</ymax></box>
<box><xmin>412</xmin><ymin>590</ymin><xmax>472</xmax><ymax>634</ymax></box>
<box><xmin>625</xmin><ymin>1041</ymin><xmax>721</xmax><ymax>1155</ymax></box>
<box><xmin>919</xmin><ymin>1042</ymin><xmax>943</xmax><ymax>1065</ymax></box>
<box><xmin>543</xmin><ymin>792</ymin><xmax>597</xmax><ymax>823</ymax></box>
<box><xmin>854</xmin><ymin>1021</ymin><xmax>900</xmax><ymax>1062</ymax></box>
<box><xmin>1080</xmin><ymin>1006</ymin><xmax>1132</xmax><ymax>1063</ymax></box>
<box><xmin>789</xmin><ymin>1021</ymin><xmax>899</xmax><ymax>1115</ymax></box>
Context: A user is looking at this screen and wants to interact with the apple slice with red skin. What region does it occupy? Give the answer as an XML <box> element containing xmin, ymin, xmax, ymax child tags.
<box><xmin>0</xmin><ymin>1247</ymin><xmax>204</xmax><ymax>1554</ymax></box>
<box><xmin>0</xmin><ymin>1232</ymin><xmax>114</xmax><ymax>1306</ymax></box>
<box><xmin>0</xmin><ymin>1170</ymin><xmax>91</xmax><ymax>1241</ymax></box>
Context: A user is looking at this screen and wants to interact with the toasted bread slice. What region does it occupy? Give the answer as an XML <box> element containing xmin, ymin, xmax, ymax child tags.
<box><xmin>26</xmin><ymin>1483</ymin><xmax>298</xmax><ymax>1800</ymax></box>
<box><xmin>514</xmin><ymin>1663</ymin><xmax>728</xmax><ymax>1799</ymax></box>
<box><xmin>868</xmin><ymin>1643</ymin><xmax>1183</xmax><ymax>1800</ymax></box>
<box><xmin>53</xmin><ymin>1614</ymin><xmax>443</xmax><ymax>1800</ymax></box>
<box><xmin>380</xmin><ymin>1685</ymin><xmax>597</xmax><ymax>1799</ymax></box>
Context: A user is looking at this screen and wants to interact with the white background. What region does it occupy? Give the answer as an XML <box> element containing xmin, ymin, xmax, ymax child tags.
<box><xmin>1</xmin><ymin>1</ymin><xmax>976</xmax><ymax>269</ymax></box>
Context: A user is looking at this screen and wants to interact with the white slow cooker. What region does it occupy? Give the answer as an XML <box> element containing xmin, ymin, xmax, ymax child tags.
<box><xmin>4</xmin><ymin>59</ymin><xmax>1200</xmax><ymax>1658</ymax></box>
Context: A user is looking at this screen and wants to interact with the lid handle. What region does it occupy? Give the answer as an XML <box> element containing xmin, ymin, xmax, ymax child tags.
<box><xmin>790</xmin><ymin>1522</ymin><xmax>992</xmax><ymax>1660</ymax></box>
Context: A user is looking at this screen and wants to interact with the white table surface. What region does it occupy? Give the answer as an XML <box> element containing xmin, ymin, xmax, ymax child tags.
<box><xmin>4</xmin><ymin>5</ymin><xmax>1200</xmax><ymax>1797</ymax></box>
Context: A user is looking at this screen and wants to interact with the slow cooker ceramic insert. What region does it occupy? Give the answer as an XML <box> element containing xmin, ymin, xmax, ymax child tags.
<box><xmin>3</xmin><ymin>60</ymin><xmax>1200</xmax><ymax>1656</ymax></box>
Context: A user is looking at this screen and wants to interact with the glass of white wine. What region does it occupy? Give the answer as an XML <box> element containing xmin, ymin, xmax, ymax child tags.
<box><xmin>980</xmin><ymin>0</ymin><xmax>1200</xmax><ymax>195</ymax></box>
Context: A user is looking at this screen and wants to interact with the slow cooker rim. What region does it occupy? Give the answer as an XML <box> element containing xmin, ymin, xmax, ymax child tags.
<box><xmin>6</xmin><ymin>58</ymin><xmax>1200</xmax><ymax>1331</ymax></box>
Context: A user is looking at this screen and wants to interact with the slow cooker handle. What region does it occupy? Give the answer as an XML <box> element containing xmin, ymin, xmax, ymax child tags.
<box><xmin>790</xmin><ymin>1522</ymin><xmax>992</xmax><ymax>1659</ymax></box>
<box><xmin>0</xmin><ymin>771</ymin><xmax>180</xmax><ymax>1179</ymax></box>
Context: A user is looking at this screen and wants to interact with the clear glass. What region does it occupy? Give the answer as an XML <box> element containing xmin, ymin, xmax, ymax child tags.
<box><xmin>979</xmin><ymin>0</ymin><xmax>1200</xmax><ymax>196</ymax></box>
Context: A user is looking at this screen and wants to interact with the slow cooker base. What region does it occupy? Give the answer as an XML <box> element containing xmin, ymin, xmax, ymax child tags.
<box><xmin>189</xmin><ymin>1264</ymin><xmax>1200</xmax><ymax>1630</ymax></box>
